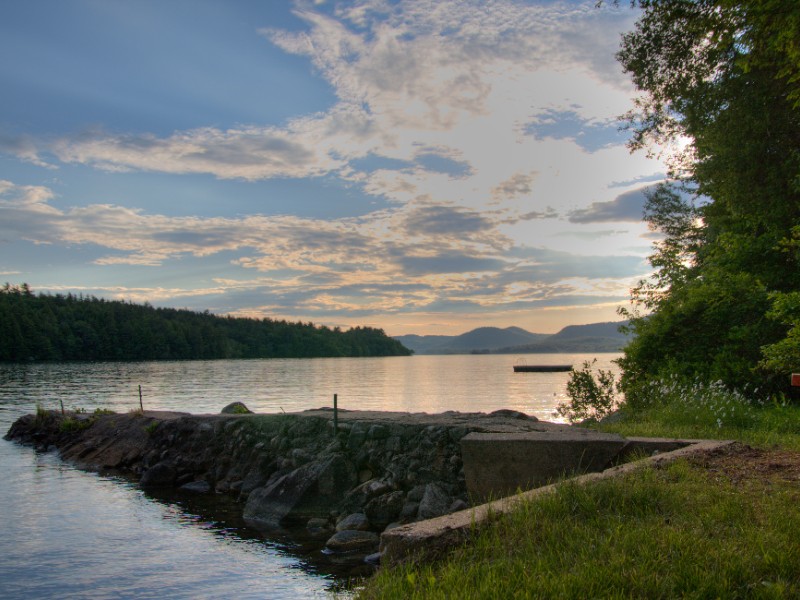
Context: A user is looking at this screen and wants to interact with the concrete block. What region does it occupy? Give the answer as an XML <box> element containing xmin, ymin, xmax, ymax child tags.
<box><xmin>460</xmin><ymin>430</ymin><xmax>627</xmax><ymax>501</ymax></box>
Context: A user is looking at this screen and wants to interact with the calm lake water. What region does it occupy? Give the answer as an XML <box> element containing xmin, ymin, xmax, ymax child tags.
<box><xmin>0</xmin><ymin>353</ymin><xmax>620</xmax><ymax>599</ymax></box>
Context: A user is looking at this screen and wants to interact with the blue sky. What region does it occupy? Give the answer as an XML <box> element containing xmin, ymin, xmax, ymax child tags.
<box><xmin>0</xmin><ymin>0</ymin><xmax>668</xmax><ymax>335</ymax></box>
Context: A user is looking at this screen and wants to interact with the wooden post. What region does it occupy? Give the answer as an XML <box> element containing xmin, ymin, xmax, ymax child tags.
<box><xmin>138</xmin><ymin>385</ymin><xmax>143</xmax><ymax>412</ymax></box>
<box><xmin>60</xmin><ymin>399</ymin><xmax>64</xmax><ymax>415</ymax></box>
<box><xmin>333</xmin><ymin>393</ymin><xmax>338</xmax><ymax>436</ymax></box>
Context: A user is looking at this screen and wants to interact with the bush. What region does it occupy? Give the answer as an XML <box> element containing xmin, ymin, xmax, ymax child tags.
<box><xmin>557</xmin><ymin>360</ymin><xmax>618</xmax><ymax>423</ymax></box>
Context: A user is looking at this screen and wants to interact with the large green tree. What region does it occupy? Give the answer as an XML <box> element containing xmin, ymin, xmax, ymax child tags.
<box><xmin>615</xmin><ymin>0</ymin><xmax>800</xmax><ymax>401</ymax></box>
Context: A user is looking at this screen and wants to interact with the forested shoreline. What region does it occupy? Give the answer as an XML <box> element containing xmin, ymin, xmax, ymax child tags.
<box><xmin>0</xmin><ymin>284</ymin><xmax>412</xmax><ymax>361</ymax></box>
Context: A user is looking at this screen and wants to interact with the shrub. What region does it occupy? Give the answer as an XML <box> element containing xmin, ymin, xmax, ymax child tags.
<box><xmin>557</xmin><ymin>360</ymin><xmax>619</xmax><ymax>423</ymax></box>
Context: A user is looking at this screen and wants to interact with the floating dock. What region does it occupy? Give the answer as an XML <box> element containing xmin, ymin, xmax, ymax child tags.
<box><xmin>513</xmin><ymin>365</ymin><xmax>572</xmax><ymax>373</ymax></box>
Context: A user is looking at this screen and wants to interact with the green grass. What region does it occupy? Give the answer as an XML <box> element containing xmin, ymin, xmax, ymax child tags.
<box><xmin>599</xmin><ymin>403</ymin><xmax>800</xmax><ymax>451</ymax></box>
<box><xmin>58</xmin><ymin>416</ymin><xmax>91</xmax><ymax>433</ymax></box>
<box><xmin>359</xmin><ymin>460</ymin><xmax>800</xmax><ymax>599</ymax></box>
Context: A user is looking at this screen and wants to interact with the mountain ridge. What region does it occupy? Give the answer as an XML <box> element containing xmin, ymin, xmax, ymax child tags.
<box><xmin>393</xmin><ymin>321</ymin><xmax>629</xmax><ymax>355</ymax></box>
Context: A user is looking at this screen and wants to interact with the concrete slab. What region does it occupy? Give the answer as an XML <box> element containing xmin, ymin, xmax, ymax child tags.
<box><xmin>461</xmin><ymin>430</ymin><xmax>628</xmax><ymax>501</ymax></box>
<box><xmin>380</xmin><ymin>439</ymin><xmax>737</xmax><ymax>566</ymax></box>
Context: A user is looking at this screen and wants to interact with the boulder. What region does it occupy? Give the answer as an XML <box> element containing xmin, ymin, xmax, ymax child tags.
<box><xmin>325</xmin><ymin>530</ymin><xmax>380</xmax><ymax>553</ymax></box>
<box><xmin>307</xmin><ymin>517</ymin><xmax>333</xmax><ymax>539</ymax></box>
<box><xmin>489</xmin><ymin>409</ymin><xmax>537</xmax><ymax>421</ymax></box>
<box><xmin>139</xmin><ymin>461</ymin><xmax>176</xmax><ymax>488</ymax></box>
<box><xmin>243</xmin><ymin>454</ymin><xmax>357</xmax><ymax>528</ymax></box>
<box><xmin>417</xmin><ymin>482</ymin><xmax>451</xmax><ymax>520</ymax></box>
<box><xmin>336</xmin><ymin>513</ymin><xmax>371</xmax><ymax>532</ymax></box>
<box><xmin>367</xmin><ymin>424</ymin><xmax>390</xmax><ymax>440</ymax></box>
<box><xmin>180</xmin><ymin>480</ymin><xmax>211</xmax><ymax>494</ymax></box>
<box><xmin>364</xmin><ymin>491</ymin><xmax>405</xmax><ymax>529</ymax></box>
<box><xmin>399</xmin><ymin>501</ymin><xmax>420</xmax><ymax>522</ymax></box>
<box><xmin>220</xmin><ymin>402</ymin><xmax>252</xmax><ymax>414</ymax></box>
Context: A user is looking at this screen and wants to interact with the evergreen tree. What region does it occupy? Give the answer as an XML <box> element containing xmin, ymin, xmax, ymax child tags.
<box><xmin>0</xmin><ymin>284</ymin><xmax>412</xmax><ymax>362</ymax></box>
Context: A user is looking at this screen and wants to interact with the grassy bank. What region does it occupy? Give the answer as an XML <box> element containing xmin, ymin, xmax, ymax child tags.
<box><xmin>357</xmin><ymin>400</ymin><xmax>800</xmax><ymax>599</ymax></box>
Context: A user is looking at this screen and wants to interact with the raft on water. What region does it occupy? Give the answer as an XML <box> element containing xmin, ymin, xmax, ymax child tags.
<box><xmin>513</xmin><ymin>365</ymin><xmax>573</xmax><ymax>373</ymax></box>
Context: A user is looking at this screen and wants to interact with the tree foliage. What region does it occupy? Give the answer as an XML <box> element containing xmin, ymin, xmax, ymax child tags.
<box><xmin>0</xmin><ymin>284</ymin><xmax>412</xmax><ymax>362</ymax></box>
<box><xmin>615</xmin><ymin>0</ymin><xmax>800</xmax><ymax>400</ymax></box>
<box><xmin>558</xmin><ymin>360</ymin><xmax>618</xmax><ymax>423</ymax></box>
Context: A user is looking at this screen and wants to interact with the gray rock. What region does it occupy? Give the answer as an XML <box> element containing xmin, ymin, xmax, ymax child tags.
<box><xmin>407</xmin><ymin>484</ymin><xmax>427</xmax><ymax>503</ymax></box>
<box><xmin>449</xmin><ymin>499</ymin><xmax>468</xmax><ymax>513</ymax></box>
<box><xmin>180</xmin><ymin>480</ymin><xmax>211</xmax><ymax>494</ymax></box>
<box><xmin>306</xmin><ymin>517</ymin><xmax>333</xmax><ymax>538</ymax></box>
<box><xmin>240</xmin><ymin>468</ymin><xmax>268</xmax><ymax>497</ymax></box>
<box><xmin>447</xmin><ymin>427</ymin><xmax>470</xmax><ymax>442</ymax></box>
<box><xmin>399</xmin><ymin>501</ymin><xmax>419</xmax><ymax>522</ymax></box>
<box><xmin>418</xmin><ymin>482</ymin><xmax>451</xmax><ymax>520</ymax></box>
<box><xmin>140</xmin><ymin>461</ymin><xmax>176</xmax><ymax>488</ymax></box>
<box><xmin>362</xmin><ymin>479</ymin><xmax>392</xmax><ymax>499</ymax></box>
<box><xmin>325</xmin><ymin>530</ymin><xmax>380</xmax><ymax>553</ymax></box>
<box><xmin>347</xmin><ymin>425</ymin><xmax>367</xmax><ymax>450</ymax></box>
<box><xmin>365</xmin><ymin>491</ymin><xmax>405</xmax><ymax>529</ymax></box>
<box><xmin>336</xmin><ymin>512</ymin><xmax>370</xmax><ymax>532</ymax></box>
<box><xmin>367</xmin><ymin>424</ymin><xmax>390</xmax><ymax>440</ymax></box>
<box><xmin>489</xmin><ymin>409</ymin><xmax>537</xmax><ymax>421</ymax></box>
<box><xmin>244</xmin><ymin>455</ymin><xmax>357</xmax><ymax>528</ymax></box>
<box><xmin>307</xmin><ymin>517</ymin><xmax>331</xmax><ymax>530</ymax></box>
<box><xmin>220</xmin><ymin>402</ymin><xmax>252</xmax><ymax>414</ymax></box>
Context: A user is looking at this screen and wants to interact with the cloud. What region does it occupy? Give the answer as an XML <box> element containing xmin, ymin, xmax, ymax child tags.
<box><xmin>414</xmin><ymin>151</ymin><xmax>472</xmax><ymax>178</ymax></box>
<box><xmin>0</xmin><ymin>133</ymin><xmax>53</xmax><ymax>168</ymax></box>
<box><xmin>50</xmin><ymin>124</ymin><xmax>342</xmax><ymax>181</ymax></box>
<box><xmin>4</xmin><ymin>175</ymin><xmax>647</xmax><ymax>324</ymax></box>
<box><xmin>12</xmin><ymin>1</ymin><xmax>637</xmax><ymax>200</ymax></box>
<box><xmin>525</xmin><ymin>108</ymin><xmax>628</xmax><ymax>153</ymax></box>
<box><xmin>491</xmin><ymin>173</ymin><xmax>536</xmax><ymax>202</ymax></box>
<box><xmin>2</xmin><ymin>1</ymin><xmax>662</xmax><ymax>331</ymax></box>
<box><xmin>400</xmin><ymin>203</ymin><xmax>496</xmax><ymax>237</ymax></box>
<box><xmin>516</xmin><ymin>208</ymin><xmax>559</xmax><ymax>221</ymax></box>
<box><xmin>567</xmin><ymin>186</ymin><xmax>653</xmax><ymax>223</ymax></box>
<box><xmin>396</xmin><ymin>253</ymin><xmax>508</xmax><ymax>276</ymax></box>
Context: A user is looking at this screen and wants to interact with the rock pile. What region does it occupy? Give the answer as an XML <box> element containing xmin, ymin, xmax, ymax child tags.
<box><xmin>6</xmin><ymin>406</ymin><xmax>500</xmax><ymax>557</ymax></box>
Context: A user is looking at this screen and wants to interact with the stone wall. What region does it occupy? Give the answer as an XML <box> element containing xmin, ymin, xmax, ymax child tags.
<box><xmin>7</xmin><ymin>407</ymin><xmax>518</xmax><ymax>556</ymax></box>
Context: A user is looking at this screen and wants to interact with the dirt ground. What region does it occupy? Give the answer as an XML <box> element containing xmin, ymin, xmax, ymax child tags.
<box><xmin>688</xmin><ymin>443</ymin><xmax>800</xmax><ymax>486</ymax></box>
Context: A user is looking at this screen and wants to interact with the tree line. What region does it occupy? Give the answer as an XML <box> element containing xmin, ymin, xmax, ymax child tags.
<box><xmin>615</xmin><ymin>0</ymin><xmax>800</xmax><ymax>401</ymax></box>
<box><xmin>0</xmin><ymin>284</ymin><xmax>412</xmax><ymax>361</ymax></box>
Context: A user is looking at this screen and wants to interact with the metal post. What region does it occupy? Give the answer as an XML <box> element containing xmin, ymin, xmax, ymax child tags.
<box><xmin>333</xmin><ymin>393</ymin><xmax>338</xmax><ymax>435</ymax></box>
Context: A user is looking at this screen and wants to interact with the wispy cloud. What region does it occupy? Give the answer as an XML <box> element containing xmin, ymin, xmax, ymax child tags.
<box><xmin>568</xmin><ymin>185</ymin><xmax>654</xmax><ymax>223</ymax></box>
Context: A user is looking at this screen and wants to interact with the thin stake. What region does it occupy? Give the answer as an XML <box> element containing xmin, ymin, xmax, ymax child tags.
<box><xmin>333</xmin><ymin>393</ymin><xmax>338</xmax><ymax>435</ymax></box>
<box><xmin>60</xmin><ymin>399</ymin><xmax>64</xmax><ymax>415</ymax></box>
<box><xmin>138</xmin><ymin>385</ymin><xmax>143</xmax><ymax>412</ymax></box>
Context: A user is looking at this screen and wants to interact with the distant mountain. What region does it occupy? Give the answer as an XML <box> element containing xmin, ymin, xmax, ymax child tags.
<box><xmin>394</xmin><ymin>321</ymin><xmax>629</xmax><ymax>355</ymax></box>
<box><xmin>390</xmin><ymin>334</ymin><xmax>454</xmax><ymax>355</ymax></box>
<box><xmin>394</xmin><ymin>326</ymin><xmax>546</xmax><ymax>354</ymax></box>
<box><xmin>494</xmin><ymin>321</ymin><xmax>630</xmax><ymax>353</ymax></box>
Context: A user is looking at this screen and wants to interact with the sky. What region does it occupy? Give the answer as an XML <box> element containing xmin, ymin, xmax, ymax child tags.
<box><xmin>0</xmin><ymin>0</ymin><xmax>667</xmax><ymax>336</ymax></box>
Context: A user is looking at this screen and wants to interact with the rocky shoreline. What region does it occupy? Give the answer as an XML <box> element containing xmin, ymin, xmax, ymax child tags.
<box><xmin>5</xmin><ymin>404</ymin><xmax>566</xmax><ymax>561</ymax></box>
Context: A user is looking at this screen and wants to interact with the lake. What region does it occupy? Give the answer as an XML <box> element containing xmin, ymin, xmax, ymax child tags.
<box><xmin>0</xmin><ymin>353</ymin><xmax>620</xmax><ymax>599</ymax></box>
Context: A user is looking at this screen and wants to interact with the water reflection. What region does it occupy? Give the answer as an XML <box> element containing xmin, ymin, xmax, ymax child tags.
<box><xmin>0</xmin><ymin>353</ymin><xmax>621</xmax><ymax>598</ymax></box>
<box><xmin>0</xmin><ymin>444</ymin><xmax>358</xmax><ymax>600</ymax></box>
<box><xmin>0</xmin><ymin>353</ymin><xmax>621</xmax><ymax>420</ymax></box>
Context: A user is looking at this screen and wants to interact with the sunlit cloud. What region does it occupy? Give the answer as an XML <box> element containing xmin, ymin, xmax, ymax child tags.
<box><xmin>0</xmin><ymin>0</ymin><xmax>665</xmax><ymax>334</ymax></box>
